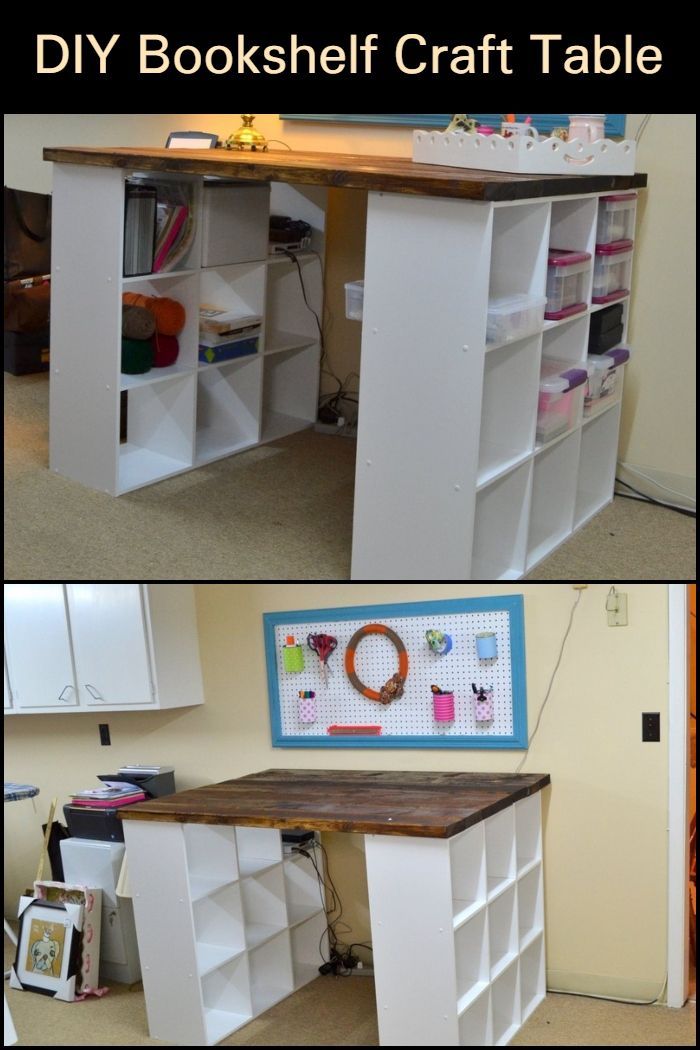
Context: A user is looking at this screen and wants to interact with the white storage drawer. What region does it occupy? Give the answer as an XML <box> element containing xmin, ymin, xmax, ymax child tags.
<box><xmin>596</xmin><ymin>193</ymin><xmax>636</xmax><ymax>245</ymax></box>
<box><xmin>486</xmin><ymin>294</ymin><xmax>546</xmax><ymax>345</ymax></box>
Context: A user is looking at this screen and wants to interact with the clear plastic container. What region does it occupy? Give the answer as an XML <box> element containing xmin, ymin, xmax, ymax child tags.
<box><xmin>344</xmin><ymin>280</ymin><xmax>364</xmax><ymax>321</ymax></box>
<box><xmin>592</xmin><ymin>242</ymin><xmax>634</xmax><ymax>303</ymax></box>
<box><xmin>584</xmin><ymin>346</ymin><xmax>630</xmax><ymax>416</ymax></box>
<box><xmin>486</xmin><ymin>293</ymin><xmax>546</xmax><ymax>344</ymax></box>
<box><xmin>545</xmin><ymin>249</ymin><xmax>592</xmax><ymax>319</ymax></box>
<box><xmin>537</xmin><ymin>358</ymin><xmax>588</xmax><ymax>443</ymax></box>
<box><xmin>596</xmin><ymin>194</ymin><xmax>637</xmax><ymax>246</ymax></box>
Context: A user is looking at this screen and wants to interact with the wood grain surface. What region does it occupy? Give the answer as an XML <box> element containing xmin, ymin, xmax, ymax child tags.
<box><xmin>43</xmin><ymin>146</ymin><xmax>647</xmax><ymax>201</ymax></box>
<box><xmin>119</xmin><ymin>768</ymin><xmax>550</xmax><ymax>838</ymax></box>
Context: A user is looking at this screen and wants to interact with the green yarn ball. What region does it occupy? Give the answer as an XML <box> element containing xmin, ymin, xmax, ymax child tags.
<box><xmin>121</xmin><ymin>337</ymin><xmax>153</xmax><ymax>374</ymax></box>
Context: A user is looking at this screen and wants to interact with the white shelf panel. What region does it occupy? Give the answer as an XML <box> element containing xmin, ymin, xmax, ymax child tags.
<box><xmin>118</xmin><ymin>445</ymin><xmax>193</xmax><ymax>493</ymax></box>
<box><xmin>487</xmin><ymin>875</ymin><xmax>516</xmax><ymax>902</ymax></box>
<box><xmin>453</xmin><ymin>898</ymin><xmax>486</xmax><ymax>929</ymax></box>
<box><xmin>457</xmin><ymin>979</ymin><xmax>490</xmax><ymax>1016</ymax></box>
<box><xmin>455</xmin><ymin>907</ymin><xmax>489</xmax><ymax>1008</ymax></box>
<box><xmin>491</xmin><ymin>950</ymin><xmax>519</xmax><ymax>982</ymax></box>
<box><xmin>589</xmin><ymin>294</ymin><xmax>629</xmax><ymax>313</ymax></box>
<box><xmin>287</xmin><ymin>902</ymin><xmax>324</xmax><ymax>928</ymax></box>
<box><xmin>517</xmin><ymin>857</ymin><xmax>541</xmax><ymax>880</ymax></box>
<box><xmin>264</xmin><ymin>329</ymin><xmax>317</xmax><ymax>355</ymax></box>
<box><xmin>122</xmin><ymin>267</ymin><xmax>199</xmax><ymax>284</ymax></box>
<box><xmin>204</xmin><ymin>1007</ymin><xmax>252</xmax><ymax>1044</ymax></box>
<box><xmin>189</xmin><ymin>874</ymin><xmax>237</xmax><ymax>903</ymax></box>
<box><xmin>194</xmin><ymin>431</ymin><xmax>258</xmax><ymax>466</ymax></box>
<box><xmin>244</xmin><ymin>921</ymin><xmax>288</xmax><ymax>949</ymax></box>
<box><xmin>575</xmin><ymin>403</ymin><xmax>621</xmax><ymax>529</ymax></box>
<box><xmin>534</xmin><ymin>423</ymin><xmax>581</xmax><ymax>456</ymax></box>
<box><xmin>261</xmin><ymin>410</ymin><xmax>314</xmax><ymax>442</ymax></box>
<box><xmin>542</xmin><ymin>309</ymin><xmax>588</xmax><ymax>332</ymax></box>
<box><xmin>519</xmin><ymin>926</ymin><xmax>543</xmax><ymax>953</ymax></box>
<box><xmin>238</xmin><ymin>856</ymin><xmax>284</xmax><ymax>879</ymax></box>
<box><xmin>477</xmin><ymin>451</ymin><xmax>533</xmax><ymax>492</ymax></box>
<box><xmin>527</xmin><ymin>431</ymin><xmax>581</xmax><ymax>571</ymax></box>
<box><xmin>120</xmin><ymin>364</ymin><xmax>196</xmax><ymax>391</ymax></box>
<box><xmin>458</xmin><ymin>985</ymin><xmax>492</xmax><ymax>1046</ymax></box>
<box><xmin>290</xmin><ymin>910</ymin><xmax>328</xmax><ymax>990</ymax></box>
<box><xmin>248</xmin><ymin>930</ymin><xmax>294</xmax><ymax>1016</ymax></box>
<box><xmin>583</xmin><ymin>397</ymin><xmax>622</xmax><ymax>425</ymax></box>
<box><xmin>196</xmin><ymin>942</ymin><xmax>245</xmax><ymax>978</ymax></box>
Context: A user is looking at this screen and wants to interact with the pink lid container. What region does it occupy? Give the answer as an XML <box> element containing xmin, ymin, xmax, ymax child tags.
<box><xmin>595</xmin><ymin>239</ymin><xmax>634</xmax><ymax>255</ymax></box>
<box><xmin>548</xmin><ymin>248</ymin><xmax>592</xmax><ymax>267</ymax></box>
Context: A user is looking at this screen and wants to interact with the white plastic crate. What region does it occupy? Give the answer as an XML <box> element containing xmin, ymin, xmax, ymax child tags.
<box><xmin>596</xmin><ymin>194</ymin><xmax>637</xmax><ymax>245</ymax></box>
<box><xmin>486</xmin><ymin>294</ymin><xmax>546</xmax><ymax>345</ymax></box>
<box><xmin>345</xmin><ymin>280</ymin><xmax>364</xmax><ymax>321</ymax></box>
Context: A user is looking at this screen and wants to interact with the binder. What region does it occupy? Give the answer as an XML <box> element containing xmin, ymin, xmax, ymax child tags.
<box><xmin>123</xmin><ymin>181</ymin><xmax>157</xmax><ymax>277</ymax></box>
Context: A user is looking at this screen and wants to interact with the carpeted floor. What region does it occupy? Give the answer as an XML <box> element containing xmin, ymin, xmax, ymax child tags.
<box><xmin>3</xmin><ymin>943</ymin><xmax>696</xmax><ymax>1047</ymax></box>
<box><xmin>4</xmin><ymin>373</ymin><xmax>695</xmax><ymax>580</ymax></box>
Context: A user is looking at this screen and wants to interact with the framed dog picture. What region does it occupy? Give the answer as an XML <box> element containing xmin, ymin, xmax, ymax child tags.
<box><xmin>10</xmin><ymin>897</ymin><xmax>82</xmax><ymax>1001</ymax></box>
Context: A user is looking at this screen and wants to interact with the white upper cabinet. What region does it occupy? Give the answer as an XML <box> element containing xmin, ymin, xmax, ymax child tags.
<box><xmin>4</xmin><ymin>584</ymin><xmax>204</xmax><ymax>714</ymax></box>
<box><xmin>66</xmin><ymin>585</ymin><xmax>153</xmax><ymax>706</ymax></box>
<box><xmin>4</xmin><ymin>584</ymin><xmax>79</xmax><ymax>708</ymax></box>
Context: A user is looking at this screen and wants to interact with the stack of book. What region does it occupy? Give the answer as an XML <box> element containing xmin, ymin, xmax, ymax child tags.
<box><xmin>69</xmin><ymin>783</ymin><xmax>147</xmax><ymax>809</ymax></box>
<box><xmin>118</xmin><ymin>764</ymin><xmax>174</xmax><ymax>776</ymax></box>
<box><xmin>199</xmin><ymin>306</ymin><xmax>261</xmax><ymax>365</ymax></box>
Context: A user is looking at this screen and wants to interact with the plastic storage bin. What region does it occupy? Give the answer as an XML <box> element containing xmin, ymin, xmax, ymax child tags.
<box><xmin>592</xmin><ymin>241</ymin><xmax>634</xmax><ymax>303</ymax></box>
<box><xmin>345</xmin><ymin>280</ymin><xmax>364</xmax><ymax>320</ymax></box>
<box><xmin>596</xmin><ymin>193</ymin><xmax>637</xmax><ymax>245</ymax></box>
<box><xmin>584</xmin><ymin>346</ymin><xmax>630</xmax><ymax>416</ymax></box>
<box><xmin>588</xmin><ymin>303</ymin><xmax>624</xmax><ymax>354</ymax></box>
<box><xmin>486</xmin><ymin>294</ymin><xmax>546</xmax><ymax>344</ymax></box>
<box><xmin>537</xmin><ymin>358</ymin><xmax>588</xmax><ymax>443</ymax></box>
<box><xmin>545</xmin><ymin>249</ymin><xmax>591</xmax><ymax>320</ymax></box>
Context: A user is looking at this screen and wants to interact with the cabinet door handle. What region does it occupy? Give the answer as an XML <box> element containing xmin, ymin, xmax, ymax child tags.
<box><xmin>58</xmin><ymin>685</ymin><xmax>73</xmax><ymax>703</ymax></box>
<box><xmin>84</xmin><ymin>683</ymin><xmax>105</xmax><ymax>702</ymax></box>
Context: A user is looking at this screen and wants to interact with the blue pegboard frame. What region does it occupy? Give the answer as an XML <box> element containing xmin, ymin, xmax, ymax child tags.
<box><xmin>263</xmin><ymin>595</ymin><xmax>528</xmax><ymax>749</ymax></box>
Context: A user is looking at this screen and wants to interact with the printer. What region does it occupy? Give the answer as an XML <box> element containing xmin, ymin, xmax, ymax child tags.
<box><xmin>63</xmin><ymin>768</ymin><xmax>175</xmax><ymax>843</ymax></box>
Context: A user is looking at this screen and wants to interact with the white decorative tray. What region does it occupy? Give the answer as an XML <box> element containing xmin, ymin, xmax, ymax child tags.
<box><xmin>412</xmin><ymin>130</ymin><xmax>636</xmax><ymax>176</ymax></box>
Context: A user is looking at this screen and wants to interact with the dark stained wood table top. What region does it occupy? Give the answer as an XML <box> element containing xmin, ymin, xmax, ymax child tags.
<box><xmin>43</xmin><ymin>145</ymin><xmax>646</xmax><ymax>202</ymax></box>
<box><xmin>119</xmin><ymin>768</ymin><xmax>550</xmax><ymax>838</ymax></box>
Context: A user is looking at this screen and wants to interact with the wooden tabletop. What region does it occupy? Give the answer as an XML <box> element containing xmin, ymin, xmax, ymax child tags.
<box><xmin>43</xmin><ymin>145</ymin><xmax>646</xmax><ymax>202</ymax></box>
<box><xmin>118</xmin><ymin>768</ymin><xmax>550</xmax><ymax>838</ymax></box>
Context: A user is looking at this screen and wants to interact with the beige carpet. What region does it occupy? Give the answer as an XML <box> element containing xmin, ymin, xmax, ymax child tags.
<box><xmin>4</xmin><ymin>373</ymin><xmax>695</xmax><ymax>580</ymax></box>
<box><xmin>3</xmin><ymin>954</ymin><xmax>696</xmax><ymax>1046</ymax></box>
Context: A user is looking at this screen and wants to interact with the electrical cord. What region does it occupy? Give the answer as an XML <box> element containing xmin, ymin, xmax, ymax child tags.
<box><xmin>618</xmin><ymin>464</ymin><xmax>696</xmax><ymax>504</ymax></box>
<box><xmin>615</xmin><ymin>479</ymin><xmax>696</xmax><ymax>519</ymax></box>
<box><xmin>295</xmin><ymin>840</ymin><xmax>370</xmax><ymax>975</ymax></box>
<box><xmin>265</xmin><ymin>139</ymin><xmax>292</xmax><ymax>150</ymax></box>
<box><xmin>514</xmin><ymin>588</ymin><xmax>583</xmax><ymax>774</ymax></box>
<box><xmin>549</xmin><ymin>972</ymin><xmax>668</xmax><ymax>1007</ymax></box>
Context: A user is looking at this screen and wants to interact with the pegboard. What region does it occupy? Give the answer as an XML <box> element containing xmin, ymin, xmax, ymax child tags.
<box><xmin>263</xmin><ymin>596</ymin><xmax>527</xmax><ymax>748</ymax></box>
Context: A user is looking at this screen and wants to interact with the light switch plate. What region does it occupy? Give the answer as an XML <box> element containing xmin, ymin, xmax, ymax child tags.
<box><xmin>607</xmin><ymin>592</ymin><xmax>628</xmax><ymax>626</ymax></box>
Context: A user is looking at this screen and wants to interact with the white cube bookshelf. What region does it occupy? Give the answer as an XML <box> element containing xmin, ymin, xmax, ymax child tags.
<box><xmin>49</xmin><ymin>165</ymin><xmax>323</xmax><ymax>497</ymax></box>
<box><xmin>123</xmin><ymin>820</ymin><xmax>327</xmax><ymax>1046</ymax></box>
<box><xmin>364</xmin><ymin>792</ymin><xmax>546</xmax><ymax>1046</ymax></box>
<box><xmin>352</xmin><ymin>189</ymin><xmax>637</xmax><ymax>580</ymax></box>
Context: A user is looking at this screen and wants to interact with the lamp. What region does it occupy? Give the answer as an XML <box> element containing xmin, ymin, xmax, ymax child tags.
<box><xmin>225</xmin><ymin>115</ymin><xmax>268</xmax><ymax>151</ymax></box>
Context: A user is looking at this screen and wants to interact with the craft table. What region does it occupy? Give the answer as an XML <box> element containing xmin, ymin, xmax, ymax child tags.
<box><xmin>120</xmin><ymin>769</ymin><xmax>550</xmax><ymax>1046</ymax></box>
<box><xmin>43</xmin><ymin>145</ymin><xmax>646</xmax><ymax>580</ymax></box>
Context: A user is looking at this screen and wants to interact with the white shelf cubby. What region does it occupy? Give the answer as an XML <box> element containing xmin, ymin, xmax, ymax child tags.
<box><xmin>283</xmin><ymin>851</ymin><xmax>326</xmax><ymax>927</ymax></box>
<box><xmin>118</xmin><ymin>374</ymin><xmax>196</xmax><ymax>495</ymax></box>
<box><xmin>485</xmin><ymin>807</ymin><xmax>517</xmax><ymax>900</ymax></box>
<box><xmin>194</xmin><ymin>356</ymin><xmax>262</xmax><ymax>465</ymax></box>
<box><xmin>455</xmin><ymin>907</ymin><xmax>490</xmax><ymax>1011</ymax></box>
<box><xmin>489</xmin><ymin>202</ymin><xmax>550</xmax><ymax>300</ymax></box>
<box><xmin>248</xmin><ymin>930</ymin><xmax>295</xmax><ymax>1015</ymax></box>
<box><xmin>519</xmin><ymin>932</ymin><xmax>546</xmax><ymax>1023</ymax></box>
<box><xmin>472</xmin><ymin>462</ymin><xmax>533</xmax><ymax>580</ymax></box>
<box><xmin>515</xmin><ymin>793</ymin><xmax>542</xmax><ymax>873</ymax></box>
<box><xmin>261</xmin><ymin>344</ymin><xmax>320</xmax><ymax>443</ymax></box>
<box><xmin>541</xmin><ymin>312</ymin><xmax>589</xmax><ymax>366</ymax></box>
<box><xmin>527</xmin><ymin>431</ymin><xmax>582</xmax><ymax>570</ymax></box>
<box><xmin>450</xmin><ymin>822</ymin><xmax>487</xmax><ymax>927</ymax></box>
<box><xmin>574</xmin><ymin>403</ymin><xmax>622</xmax><ymax>529</ymax></box>
<box><xmin>184</xmin><ymin>824</ymin><xmax>239</xmax><ymax>900</ymax></box>
<box><xmin>201</xmin><ymin>953</ymin><xmax>253</xmax><ymax>1044</ymax></box>
<box><xmin>478</xmin><ymin>338</ymin><xmax>541</xmax><ymax>487</ymax></box>
<box><xmin>491</xmin><ymin>958</ymin><xmax>521</xmax><ymax>1046</ymax></box>
<box><xmin>458</xmin><ymin>986</ymin><xmax>492</xmax><ymax>1046</ymax></box>
<box><xmin>241</xmin><ymin>865</ymin><xmax>288</xmax><ymax>948</ymax></box>
<box><xmin>518</xmin><ymin>864</ymin><xmax>544</xmax><ymax>951</ymax></box>
<box><xmin>290</xmin><ymin>910</ymin><xmax>329</xmax><ymax>990</ymax></box>
<box><xmin>488</xmin><ymin>883</ymin><xmax>518</xmax><ymax>980</ymax></box>
<box><xmin>194</xmin><ymin>883</ymin><xmax>246</xmax><ymax>977</ymax></box>
<box><xmin>235</xmin><ymin>825</ymin><xmax>283</xmax><ymax>877</ymax></box>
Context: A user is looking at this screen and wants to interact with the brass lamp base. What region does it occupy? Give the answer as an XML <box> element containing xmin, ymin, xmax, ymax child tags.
<box><xmin>225</xmin><ymin>115</ymin><xmax>268</xmax><ymax>151</ymax></box>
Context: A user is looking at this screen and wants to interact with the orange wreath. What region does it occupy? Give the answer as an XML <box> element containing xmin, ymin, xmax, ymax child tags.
<box><xmin>344</xmin><ymin>624</ymin><xmax>409</xmax><ymax>703</ymax></box>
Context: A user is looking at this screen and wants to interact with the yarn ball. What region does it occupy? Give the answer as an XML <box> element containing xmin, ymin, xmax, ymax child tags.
<box><xmin>150</xmin><ymin>332</ymin><xmax>179</xmax><ymax>368</ymax></box>
<box><xmin>121</xmin><ymin>337</ymin><xmax>154</xmax><ymax>375</ymax></box>
<box><xmin>122</xmin><ymin>291</ymin><xmax>185</xmax><ymax>336</ymax></box>
<box><xmin>122</xmin><ymin>304</ymin><xmax>156</xmax><ymax>341</ymax></box>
